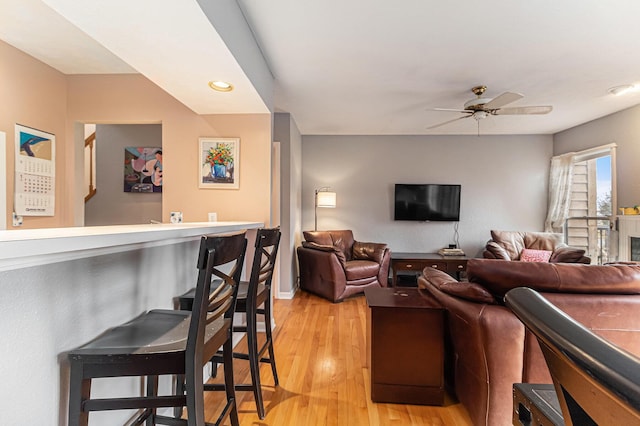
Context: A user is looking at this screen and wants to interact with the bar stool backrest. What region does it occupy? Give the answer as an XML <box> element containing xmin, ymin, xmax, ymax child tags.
<box><xmin>188</xmin><ymin>233</ymin><xmax>247</xmax><ymax>384</ymax></box>
<box><xmin>246</xmin><ymin>228</ymin><xmax>281</xmax><ymax>301</ymax></box>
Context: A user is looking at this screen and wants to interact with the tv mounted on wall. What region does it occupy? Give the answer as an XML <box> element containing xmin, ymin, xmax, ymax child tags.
<box><xmin>394</xmin><ymin>184</ymin><xmax>461</xmax><ymax>222</ymax></box>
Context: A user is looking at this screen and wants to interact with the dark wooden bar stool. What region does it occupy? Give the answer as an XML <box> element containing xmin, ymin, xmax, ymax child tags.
<box><xmin>176</xmin><ymin>227</ymin><xmax>281</xmax><ymax>419</ymax></box>
<box><xmin>67</xmin><ymin>232</ymin><xmax>247</xmax><ymax>426</ymax></box>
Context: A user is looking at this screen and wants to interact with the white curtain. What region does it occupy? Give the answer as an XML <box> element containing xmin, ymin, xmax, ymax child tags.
<box><xmin>544</xmin><ymin>153</ymin><xmax>575</xmax><ymax>232</ymax></box>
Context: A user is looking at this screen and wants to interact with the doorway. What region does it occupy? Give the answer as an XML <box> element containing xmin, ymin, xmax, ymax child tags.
<box><xmin>83</xmin><ymin>123</ymin><xmax>163</xmax><ymax>226</ymax></box>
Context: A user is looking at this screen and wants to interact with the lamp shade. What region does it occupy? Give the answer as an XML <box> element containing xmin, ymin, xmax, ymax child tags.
<box><xmin>316</xmin><ymin>191</ymin><xmax>336</xmax><ymax>208</ymax></box>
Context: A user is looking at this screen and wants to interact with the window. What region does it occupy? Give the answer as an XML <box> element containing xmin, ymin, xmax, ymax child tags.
<box><xmin>565</xmin><ymin>144</ymin><xmax>617</xmax><ymax>264</ymax></box>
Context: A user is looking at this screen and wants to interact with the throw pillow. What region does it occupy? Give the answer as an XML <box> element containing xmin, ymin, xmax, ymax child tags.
<box><xmin>520</xmin><ymin>248</ymin><xmax>552</xmax><ymax>262</ymax></box>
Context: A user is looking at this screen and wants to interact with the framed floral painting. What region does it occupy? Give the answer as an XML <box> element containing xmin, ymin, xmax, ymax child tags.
<box><xmin>199</xmin><ymin>137</ymin><xmax>239</xmax><ymax>189</ymax></box>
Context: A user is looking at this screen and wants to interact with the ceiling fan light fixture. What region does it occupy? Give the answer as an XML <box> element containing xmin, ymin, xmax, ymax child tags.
<box><xmin>473</xmin><ymin>111</ymin><xmax>488</xmax><ymax>121</ymax></box>
<box><xmin>208</xmin><ymin>80</ymin><xmax>234</xmax><ymax>92</ymax></box>
<box><xmin>607</xmin><ymin>84</ymin><xmax>637</xmax><ymax>96</ymax></box>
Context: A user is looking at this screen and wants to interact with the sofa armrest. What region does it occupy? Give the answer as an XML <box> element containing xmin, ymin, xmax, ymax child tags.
<box><xmin>352</xmin><ymin>241</ymin><xmax>387</xmax><ymax>263</ymax></box>
<box><xmin>421</xmin><ymin>281</ymin><xmax>527</xmax><ymax>426</ymax></box>
<box><xmin>297</xmin><ymin>246</ymin><xmax>347</xmax><ymax>302</ymax></box>
<box><xmin>419</xmin><ymin>267</ymin><xmax>496</xmax><ymax>304</ymax></box>
<box><xmin>376</xmin><ymin>248</ymin><xmax>391</xmax><ymax>288</ymax></box>
<box><xmin>483</xmin><ymin>240</ymin><xmax>512</xmax><ymax>260</ymax></box>
<box><xmin>549</xmin><ymin>245</ymin><xmax>590</xmax><ymax>263</ymax></box>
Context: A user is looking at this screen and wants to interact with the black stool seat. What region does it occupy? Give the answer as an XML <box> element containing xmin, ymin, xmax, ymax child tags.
<box><xmin>70</xmin><ymin>310</ymin><xmax>227</xmax><ymax>356</ymax></box>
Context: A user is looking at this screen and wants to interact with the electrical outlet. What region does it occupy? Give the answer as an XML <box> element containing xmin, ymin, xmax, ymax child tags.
<box><xmin>12</xmin><ymin>212</ymin><xmax>23</xmax><ymax>227</ymax></box>
<box><xmin>208</xmin><ymin>212</ymin><xmax>217</xmax><ymax>222</ymax></box>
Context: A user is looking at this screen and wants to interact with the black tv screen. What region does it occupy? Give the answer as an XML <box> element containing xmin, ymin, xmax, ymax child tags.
<box><xmin>394</xmin><ymin>184</ymin><xmax>461</xmax><ymax>222</ymax></box>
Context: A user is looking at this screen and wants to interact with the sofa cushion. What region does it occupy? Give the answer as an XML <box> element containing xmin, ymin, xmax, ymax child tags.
<box><xmin>522</xmin><ymin>232</ymin><xmax>563</xmax><ymax>251</ymax></box>
<box><xmin>353</xmin><ymin>241</ymin><xmax>387</xmax><ymax>263</ymax></box>
<box><xmin>520</xmin><ymin>248</ymin><xmax>552</xmax><ymax>262</ymax></box>
<box><xmin>468</xmin><ymin>259</ymin><xmax>640</xmax><ymax>300</ymax></box>
<box><xmin>344</xmin><ymin>259</ymin><xmax>380</xmax><ymax>281</ymax></box>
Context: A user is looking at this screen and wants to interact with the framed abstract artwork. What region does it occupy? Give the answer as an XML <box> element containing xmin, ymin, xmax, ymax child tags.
<box><xmin>199</xmin><ymin>137</ymin><xmax>239</xmax><ymax>189</ymax></box>
<box><xmin>124</xmin><ymin>147</ymin><xmax>162</xmax><ymax>193</ymax></box>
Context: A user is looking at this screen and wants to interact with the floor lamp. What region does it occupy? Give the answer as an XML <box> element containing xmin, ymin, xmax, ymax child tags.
<box><xmin>315</xmin><ymin>187</ymin><xmax>336</xmax><ymax>231</ymax></box>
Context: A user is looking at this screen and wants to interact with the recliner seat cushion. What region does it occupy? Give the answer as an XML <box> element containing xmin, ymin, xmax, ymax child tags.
<box><xmin>344</xmin><ymin>259</ymin><xmax>381</xmax><ymax>281</ymax></box>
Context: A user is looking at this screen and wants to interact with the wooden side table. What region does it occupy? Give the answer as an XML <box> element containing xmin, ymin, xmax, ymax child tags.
<box><xmin>365</xmin><ymin>287</ymin><xmax>445</xmax><ymax>405</ymax></box>
<box><xmin>390</xmin><ymin>252</ymin><xmax>469</xmax><ymax>286</ymax></box>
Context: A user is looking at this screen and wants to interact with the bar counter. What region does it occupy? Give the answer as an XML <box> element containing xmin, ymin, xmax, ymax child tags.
<box><xmin>0</xmin><ymin>221</ymin><xmax>262</xmax><ymax>425</ymax></box>
<box><xmin>0</xmin><ymin>221</ymin><xmax>262</xmax><ymax>271</ymax></box>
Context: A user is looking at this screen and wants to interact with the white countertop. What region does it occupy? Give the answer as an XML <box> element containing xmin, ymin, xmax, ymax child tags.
<box><xmin>0</xmin><ymin>221</ymin><xmax>263</xmax><ymax>271</ymax></box>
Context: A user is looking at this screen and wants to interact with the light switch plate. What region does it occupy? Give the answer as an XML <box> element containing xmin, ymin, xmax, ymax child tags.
<box><xmin>12</xmin><ymin>212</ymin><xmax>23</xmax><ymax>226</ymax></box>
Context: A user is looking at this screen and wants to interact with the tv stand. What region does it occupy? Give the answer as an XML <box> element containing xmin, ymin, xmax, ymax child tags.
<box><xmin>390</xmin><ymin>252</ymin><xmax>469</xmax><ymax>286</ymax></box>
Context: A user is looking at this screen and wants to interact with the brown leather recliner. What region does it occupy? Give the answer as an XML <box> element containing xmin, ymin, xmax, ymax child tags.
<box><xmin>296</xmin><ymin>230</ymin><xmax>390</xmax><ymax>302</ymax></box>
<box><xmin>418</xmin><ymin>259</ymin><xmax>640</xmax><ymax>426</ymax></box>
<box><xmin>482</xmin><ymin>229</ymin><xmax>591</xmax><ymax>263</ymax></box>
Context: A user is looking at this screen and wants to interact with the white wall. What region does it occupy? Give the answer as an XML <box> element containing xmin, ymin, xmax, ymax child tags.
<box><xmin>85</xmin><ymin>124</ymin><xmax>162</xmax><ymax>226</ymax></box>
<box><xmin>302</xmin><ymin>134</ymin><xmax>553</xmax><ymax>257</ymax></box>
<box><xmin>554</xmin><ymin>104</ymin><xmax>640</xmax><ymax>208</ymax></box>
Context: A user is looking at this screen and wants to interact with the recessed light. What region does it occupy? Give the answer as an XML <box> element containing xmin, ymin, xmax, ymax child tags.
<box><xmin>608</xmin><ymin>84</ymin><xmax>636</xmax><ymax>96</ymax></box>
<box><xmin>208</xmin><ymin>81</ymin><xmax>234</xmax><ymax>92</ymax></box>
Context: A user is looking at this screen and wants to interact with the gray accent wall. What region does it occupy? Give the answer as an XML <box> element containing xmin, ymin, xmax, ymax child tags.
<box><xmin>302</xmin><ymin>134</ymin><xmax>553</xmax><ymax>258</ymax></box>
<box><xmin>554</xmin><ymin>104</ymin><xmax>640</xmax><ymax>208</ymax></box>
<box><xmin>85</xmin><ymin>124</ymin><xmax>162</xmax><ymax>226</ymax></box>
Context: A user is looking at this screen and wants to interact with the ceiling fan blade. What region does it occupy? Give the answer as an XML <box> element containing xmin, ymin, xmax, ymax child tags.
<box><xmin>432</xmin><ymin>107</ymin><xmax>472</xmax><ymax>113</ymax></box>
<box><xmin>427</xmin><ymin>115</ymin><xmax>471</xmax><ymax>129</ymax></box>
<box><xmin>494</xmin><ymin>105</ymin><xmax>553</xmax><ymax>115</ymax></box>
<box><xmin>483</xmin><ymin>91</ymin><xmax>523</xmax><ymax>110</ymax></box>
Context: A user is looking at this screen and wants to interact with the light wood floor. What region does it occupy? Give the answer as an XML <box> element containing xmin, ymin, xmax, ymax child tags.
<box><xmin>203</xmin><ymin>290</ymin><xmax>473</xmax><ymax>425</ymax></box>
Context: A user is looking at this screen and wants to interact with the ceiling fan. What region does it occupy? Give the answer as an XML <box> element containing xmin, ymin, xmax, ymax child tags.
<box><xmin>428</xmin><ymin>85</ymin><xmax>553</xmax><ymax>130</ymax></box>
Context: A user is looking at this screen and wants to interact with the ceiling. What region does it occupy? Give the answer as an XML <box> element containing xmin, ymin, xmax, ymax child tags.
<box><xmin>3</xmin><ymin>0</ymin><xmax>640</xmax><ymax>136</ymax></box>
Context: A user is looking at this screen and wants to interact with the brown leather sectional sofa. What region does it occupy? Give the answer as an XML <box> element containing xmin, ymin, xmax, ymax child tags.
<box><xmin>482</xmin><ymin>230</ymin><xmax>591</xmax><ymax>263</ymax></box>
<box><xmin>418</xmin><ymin>258</ymin><xmax>640</xmax><ymax>426</ymax></box>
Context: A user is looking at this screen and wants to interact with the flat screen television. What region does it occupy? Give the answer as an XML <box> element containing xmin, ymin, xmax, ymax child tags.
<box><xmin>394</xmin><ymin>183</ymin><xmax>461</xmax><ymax>222</ymax></box>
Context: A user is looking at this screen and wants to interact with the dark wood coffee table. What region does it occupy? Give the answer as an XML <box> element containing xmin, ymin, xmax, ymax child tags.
<box><xmin>365</xmin><ymin>287</ymin><xmax>445</xmax><ymax>405</ymax></box>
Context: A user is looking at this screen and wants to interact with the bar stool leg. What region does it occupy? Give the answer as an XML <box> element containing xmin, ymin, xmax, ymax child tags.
<box><xmin>173</xmin><ymin>374</ymin><xmax>185</xmax><ymax>419</ymax></box>
<box><xmin>145</xmin><ymin>375</ymin><xmax>159</xmax><ymax>426</ymax></box>
<box><xmin>247</xmin><ymin>302</ymin><xmax>266</xmax><ymax>419</ymax></box>
<box><xmin>68</xmin><ymin>363</ymin><xmax>90</xmax><ymax>426</ymax></box>
<box><xmin>263</xmin><ymin>299</ymin><xmax>279</xmax><ymax>385</ymax></box>
<box><xmin>223</xmin><ymin>337</ymin><xmax>240</xmax><ymax>426</ymax></box>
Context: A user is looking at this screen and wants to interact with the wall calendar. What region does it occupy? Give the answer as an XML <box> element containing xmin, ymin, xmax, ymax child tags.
<box><xmin>14</xmin><ymin>124</ymin><xmax>55</xmax><ymax>216</ymax></box>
